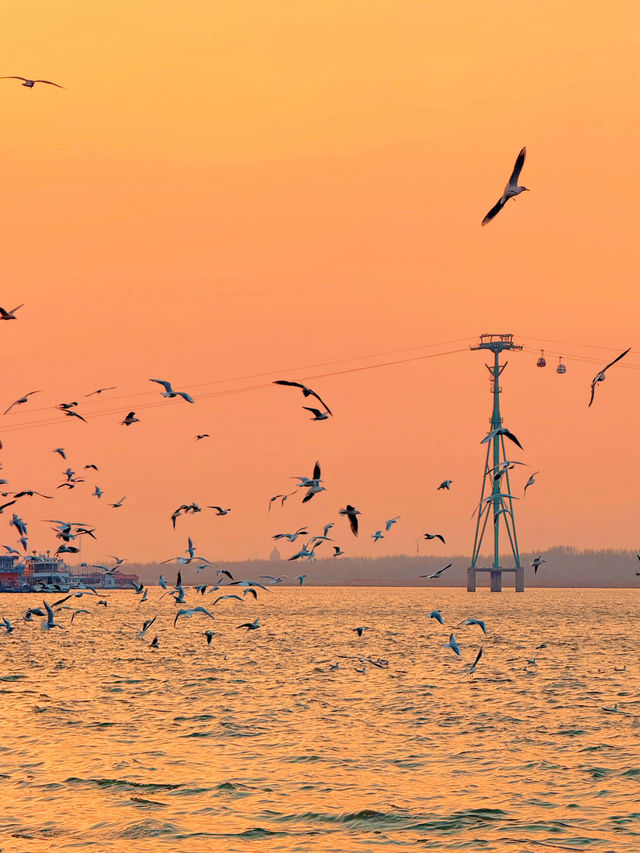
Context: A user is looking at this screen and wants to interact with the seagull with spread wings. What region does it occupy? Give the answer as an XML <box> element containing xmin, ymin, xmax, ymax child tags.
<box><xmin>588</xmin><ymin>348</ymin><xmax>631</xmax><ymax>407</ymax></box>
<box><xmin>149</xmin><ymin>378</ymin><xmax>194</xmax><ymax>403</ymax></box>
<box><xmin>4</xmin><ymin>391</ymin><xmax>40</xmax><ymax>415</ymax></box>
<box><xmin>0</xmin><ymin>304</ymin><xmax>24</xmax><ymax>320</ymax></box>
<box><xmin>273</xmin><ymin>380</ymin><xmax>332</xmax><ymax>416</ymax></box>
<box><xmin>481</xmin><ymin>147</ymin><xmax>529</xmax><ymax>226</ymax></box>
<box><xmin>1</xmin><ymin>76</ymin><xmax>64</xmax><ymax>89</ymax></box>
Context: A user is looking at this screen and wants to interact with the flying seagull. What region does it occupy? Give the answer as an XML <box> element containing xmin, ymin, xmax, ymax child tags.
<box><xmin>588</xmin><ymin>348</ymin><xmax>631</xmax><ymax>407</ymax></box>
<box><xmin>53</xmin><ymin>448</ymin><xmax>66</xmax><ymax>459</ymax></box>
<box><xmin>482</xmin><ymin>427</ymin><xmax>523</xmax><ymax>450</ymax></box>
<box><xmin>0</xmin><ymin>304</ymin><xmax>24</xmax><ymax>320</ymax></box>
<box><xmin>273</xmin><ymin>380</ymin><xmax>332</xmax><ymax>416</ymax></box>
<box><xmin>174</xmin><ymin>607</ymin><xmax>214</xmax><ymax>627</ymax></box>
<box><xmin>458</xmin><ymin>617</ymin><xmax>487</xmax><ymax>634</ymax></box>
<box><xmin>420</xmin><ymin>563</ymin><xmax>452</xmax><ymax>580</ymax></box>
<box><xmin>353</xmin><ymin>626</ymin><xmax>369</xmax><ymax>637</ymax></box>
<box><xmin>4</xmin><ymin>391</ymin><xmax>40</xmax><ymax>415</ymax></box>
<box><xmin>1</xmin><ymin>76</ymin><xmax>64</xmax><ymax>89</ymax></box>
<box><xmin>385</xmin><ymin>517</ymin><xmax>400</xmax><ymax>531</ymax></box>
<box><xmin>429</xmin><ymin>610</ymin><xmax>444</xmax><ymax>624</ymax></box>
<box><xmin>444</xmin><ymin>632</ymin><xmax>461</xmax><ymax>656</ymax></box>
<box><xmin>371</xmin><ymin>530</ymin><xmax>384</xmax><ymax>542</ymax></box>
<box><xmin>268</xmin><ymin>492</ymin><xmax>296</xmax><ymax>511</ymax></box>
<box><xmin>437</xmin><ymin>480</ymin><xmax>453</xmax><ymax>490</ymax></box>
<box><xmin>149</xmin><ymin>378</ymin><xmax>194</xmax><ymax>403</ymax></box>
<box><xmin>85</xmin><ymin>387</ymin><xmax>116</xmax><ymax>396</ymax></box>
<box><xmin>339</xmin><ymin>505</ymin><xmax>360</xmax><ymax>537</ymax></box>
<box><xmin>481</xmin><ymin>147</ymin><xmax>529</xmax><ymax>226</ymax></box>
<box><xmin>466</xmin><ymin>647</ymin><xmax>483</xmax><ymax>674</ymax></box>
<box><xmin>531</xmin><ymin>555</ymin><xmax>545</xmax><ymax>574</ymax></box>
<box><xmin>523</xmin><ymin>471</ymin><xmax>540</xmax><ymax>495</ymax></box>
<box><xmin>424</xmin><ymin>533</ymin><xmax>445</xmax><ymax>544</ymax></box>
<box><xmin>333</xmin><ymin>546</ymin><xmax>344</xmax><ymax>557</ymax></box>
<box><xmin>121</xmin><ymin>411</ymin><xmax>139</xmax><ymax>426</ymax></box>
<box><xmin>303</xmin><ymin>407</ymin><xmax>330</xmax><ymax>421</ymax></box>
<box><xmin>237</xmin><ymin>618</ymin><xmax>260</xmax><ymax>631</ymax></box>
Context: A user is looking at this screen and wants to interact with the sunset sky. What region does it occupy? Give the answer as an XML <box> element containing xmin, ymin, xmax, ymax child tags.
<box><xmin>0</xmin><ymin>0</ymin><xmax>638</xmax><ymax>565</ymax></box>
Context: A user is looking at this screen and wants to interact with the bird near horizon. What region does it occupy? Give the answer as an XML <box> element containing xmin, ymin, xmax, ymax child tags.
<box><xmin>420</xmin><ymin>563</ymin><xmax>452</xmax><ymax>580</ymax></box>
<box><xmin>4</xmin><ymin>391</ymin><xmax>40</xmax><ymax>415</ymax></box>
<box><xmin>588</xmin><ymin>348</ymin><xmax>631</xmax><ymax>407</ymax></box>
<box><xmin>371</xmin><ymin>530</ymin><xmax>384</xmax><ymax>542</ymax></box>
<box><xmin>0</xmin><ymin>304</ymin><xmax>24</xmax><ymax>320</ymax></box>
<box><xmin>481</xmin><ymin>147</ymin><xmax>529</xmax><ymax>226</ymax></box>
<box><xmin>424</xmin><ymin>533</ymin><xmax>445</xmax><ymax>544</ymax></box>
<box><xmin>273</xmin><ymin>380</ymin><xmax>332</xmax><ymax>416</ymax></box>
<box><xmin>237</xmin><ymin>618</ymin><xmax>260</xmax><ymax>631</ymax></box>
<box><xmin>429</xmin><ymin>610</ymin><xmax>444</xmax><ymax>624</ymax></box>
<box><xmin>340</xmin><ymin>505</ymin><xmax>360</xmax><ymax>536</ymax></box>
<box><xmin>385</xmin><ymin>517</ymin><xmax>400</xmax><ymax>531</ymax></box>
<box><xmin>531</xmin><ymin>555</ymin><xmax>545</xmax><ymax>574</ymax></box>
<box><xmin>1</xmin><ymin>76</ymin><xmax>63</xmax><ymax>89</ymax></box>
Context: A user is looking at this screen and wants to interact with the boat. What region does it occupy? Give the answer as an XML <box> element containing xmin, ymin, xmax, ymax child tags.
<box><xmin>0</xmin><ymin>553</ymin><xmax>139</xmax><ymax>592</ymax></box>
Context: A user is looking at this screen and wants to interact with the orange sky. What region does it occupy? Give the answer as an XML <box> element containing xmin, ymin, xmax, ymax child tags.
<box><xmin>0</xmin><ymin>0</ymin><xmax>638</xmax><ymax>565</ymax></box>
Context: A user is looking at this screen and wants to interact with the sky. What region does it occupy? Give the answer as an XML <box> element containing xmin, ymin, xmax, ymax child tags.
<box><xmin>0</xmin><ymin>0</ymin><xmax>638</xmax><ymax>566</ymax></box>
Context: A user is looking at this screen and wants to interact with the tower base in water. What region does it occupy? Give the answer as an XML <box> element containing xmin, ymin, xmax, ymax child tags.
<box><xmin>467</xmin><ymin>566</ymin><xmax>525</xmax><ymax>593</ymax></box>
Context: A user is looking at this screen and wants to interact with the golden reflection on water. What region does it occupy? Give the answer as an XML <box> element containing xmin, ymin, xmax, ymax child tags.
<box><xmin>0</xmin><ymin>587</ymin><xmax>638</xmax><ymax>851</ymax></box>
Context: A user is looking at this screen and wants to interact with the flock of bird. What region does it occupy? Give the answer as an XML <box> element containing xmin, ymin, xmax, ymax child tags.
<box><xmin>0</xmin><ymin>80</ymin><xmax>634</xmax><ymax>677</ymax></box>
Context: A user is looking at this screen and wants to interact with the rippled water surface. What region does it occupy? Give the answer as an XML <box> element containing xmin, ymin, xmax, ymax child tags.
<box><xmin>0</xmin><ymin>587</ymin><xmax>638</xmax><ymax>852</ymax></box>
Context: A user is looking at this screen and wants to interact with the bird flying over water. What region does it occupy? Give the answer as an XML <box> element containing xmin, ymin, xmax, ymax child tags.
<box><xmin>353</xmin><ymin>626</ymin><xmax>369</xmax><ymax>637</ymax></box>
<box><xmin>531</xmin><ymin>555</ymin><xmax>545</xmax><ymax>574</ymax></box>
<box><xmin>481</xmin><ymin>147</ymin><xmax>529</xmax><ymax>226</ymax></box>
<box><xmin>444</xmin><ymin>632</ymin><xmax>461</xmax><ymax>656</ymax></box>
<box><xmin>273</xmin><ymin>380</ymin><xmax>332</xmax><ymax>416</ymax></box>
<box><xmin>237</xmin><ymin>618</ymin><xmax>260</xmax><ymax>631</ymax></box>
<box><xmin>588</xmin><ymin>349</ymin><xmax>631</xmax><ymax>407</ymax></box>
<box><xmin>420</xmin><ymin>563</ymin><xmax>452</xmax><ymax>580</ymax></box>
<box><xmin>149</xmin><ymin>378</ymin><xmax>194</xmax><ymax>403</ymax></box>
<box><xmin>174</xmin><ymin>607</ymin><xmax>214</xmax><ymax>627</ymax></box>
<box><xmin>466</xmin><ymin>647</ymin><xmax>483</xmax><ymax>674</ymax></box>
<box><xmin>429</xmin><ymin>610</ymin><xmax>444</xmax><ymax>625</ymax></box>
<box><xmin>1</xmin><ymin>76</ymin><xmax>63</xmax><ymax>89</ymax></box>
<box><xmin>339</xmin><ymin>505</ymin><xmax>360</xmax><ymax>537</ymax></box>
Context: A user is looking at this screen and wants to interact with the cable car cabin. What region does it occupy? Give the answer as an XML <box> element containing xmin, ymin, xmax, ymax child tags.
<box><xmin>557</xmin><ymin>358</ymin><xmax>566</xmax><ymax>374</ymax></box>
<box><xmin>536</xmin><ymin>350</ymin><xmax>546</xmax><ymax>367</ymax></box>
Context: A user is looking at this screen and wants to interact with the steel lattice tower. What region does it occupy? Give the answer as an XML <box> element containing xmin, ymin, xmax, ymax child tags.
<box><xmin>468</xmin><ymin>334</ymin><xmax>524</xmax><ymax>592</ymax></box>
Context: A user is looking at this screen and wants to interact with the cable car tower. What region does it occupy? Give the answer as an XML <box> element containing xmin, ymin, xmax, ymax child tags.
<box><xmin>468</xmin><ymin>334</ymin><xmax>524</xmax><ymax>593</ymax></box>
